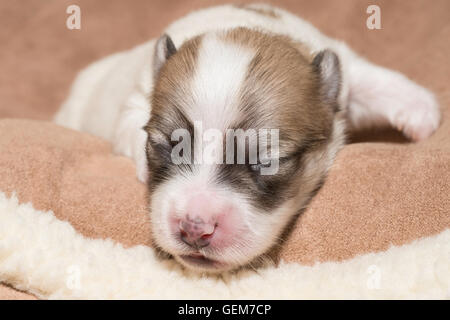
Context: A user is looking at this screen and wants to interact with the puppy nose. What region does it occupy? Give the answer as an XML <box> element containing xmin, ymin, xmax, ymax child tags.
<box><xmin>179</xmin><ymin>216</ymin><xmax>216</xmax><ymax>249</ymax></box>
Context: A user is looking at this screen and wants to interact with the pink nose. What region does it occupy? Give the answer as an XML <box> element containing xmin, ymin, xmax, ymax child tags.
<box><xmin>179</xmin><ymin>216</ymin><xmax>216</xmax><ymax>249</ymax></box>
<box><xmin>177</xmin><ymin>193</ymin><xmax>220</xmax><ymax>249</ymax></box>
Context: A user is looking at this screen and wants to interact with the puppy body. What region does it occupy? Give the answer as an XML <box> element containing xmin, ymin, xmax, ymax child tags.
<box><xmin>55</xmin><ymin>4</ymin><xmax>440</xmax><ymax>272</ymax></box>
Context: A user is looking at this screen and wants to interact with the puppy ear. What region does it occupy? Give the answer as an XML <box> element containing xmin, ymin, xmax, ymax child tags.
<box><xmin>312</xmin><ymin>49</ymin><xmax>341</xmax><ymax>111</ymax></box>
<box><xmin>153</xmin><ymin>34</ymin><xmax>177</xmax><ymax>78</ymax></box>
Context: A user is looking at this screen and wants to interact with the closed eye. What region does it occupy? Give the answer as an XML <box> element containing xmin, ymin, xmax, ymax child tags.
<box><xmin>249</xmin><ymin>162</ymin><xmax>272</xmax><ymax>172</ymax></box>
<box><xmin>247</xmin><ymin>150</ymin><xmax>303</xmax><ymax>176</ymax></box>
<box><xmin>147</xmin><ymin>138</ymin><xmax>173</xmax><ymax>164</ymax></box>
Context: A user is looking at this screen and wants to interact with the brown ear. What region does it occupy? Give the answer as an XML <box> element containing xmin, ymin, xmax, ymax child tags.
<box><xmin>153</xmin><ymin>34</ymin><xmax>177</xmax><ymax>78</ymax></box>
<box><xmin>312</xmin><ymin>49</ymin><xmax>341</xmax><ymax>111</ymax></box>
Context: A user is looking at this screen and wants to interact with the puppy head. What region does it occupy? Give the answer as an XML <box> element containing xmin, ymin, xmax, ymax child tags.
<box><xmin>145</xmin><ymin>28</ymin><xmax>344</xmax><ymax>272</ymax></box>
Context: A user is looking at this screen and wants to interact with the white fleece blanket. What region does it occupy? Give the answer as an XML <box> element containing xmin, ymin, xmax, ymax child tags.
<box><xmin>0</xmin><ymin>192</ymin><xmax>448</xmax><ymax>299</ymax></box>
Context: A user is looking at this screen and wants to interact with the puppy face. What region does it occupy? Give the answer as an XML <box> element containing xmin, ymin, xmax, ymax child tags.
<box><xmin>145</xmin><ymin>28</ymin><xmax>344</xmax><ymax>272</ymax></box>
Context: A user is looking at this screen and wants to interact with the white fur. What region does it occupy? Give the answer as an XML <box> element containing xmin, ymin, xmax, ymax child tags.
<box><xmin>347</xmin><ymin>58</ymin><xmax>440</xmax><ymax>141</ymax></box>
<box><xmin>0</xmin><ymin>192</ymin><xmax>448</xmax><ymax>299</ymax></box>
<box><xmin>188</xmin><ymin>34</ymin><xmax>254</xmax><ymax>131</ymax></box>
<box><xmin>54</xmin><ymin>4</ymin><xmax>441</xmax><ymax>182</ymax></box>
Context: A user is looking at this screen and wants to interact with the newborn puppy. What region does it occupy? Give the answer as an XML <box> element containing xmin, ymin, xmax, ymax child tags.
<box><xmin>55</xmin><ymin>4</ymin><xmax>440</xmax><ymax>272</ymax></box>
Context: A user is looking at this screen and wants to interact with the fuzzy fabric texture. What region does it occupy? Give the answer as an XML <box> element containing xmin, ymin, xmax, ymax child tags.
<box><xmin>0</xmin><ymin>192</ymin><xmax>449</xmax><ymax>299</ymax></box>
<box><xmin>1</xmin><ymin>0</ymin><xmax>449</xmax><ymax>299</ymax></box>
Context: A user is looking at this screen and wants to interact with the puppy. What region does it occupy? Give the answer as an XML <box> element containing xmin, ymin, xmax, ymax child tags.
<box><xmin>55</xmin><ymin>4</ymin><xmax>440</xmax><ymax>272</ymax></box>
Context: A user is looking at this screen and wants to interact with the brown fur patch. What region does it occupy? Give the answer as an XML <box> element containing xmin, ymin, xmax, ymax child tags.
<box><xmin>222</xmin><ymin>28</ymin><xmax>333</xmax><ymax>157</ymax></box>
<box><xmin>148</xmin><ymin>35</ymin><xmax>202</xmax><ymax>137</ymax></box>
<box><xmin>146</xmin><ymin>36</ymin><xmax>203</xmax><ymax>186</ymax></box>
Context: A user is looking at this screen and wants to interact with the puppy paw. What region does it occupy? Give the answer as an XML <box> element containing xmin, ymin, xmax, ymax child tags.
<box><xmin>391</xmin><ymin>85</ymin><xmax>440</xmax><ymax>142</ymax></box>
